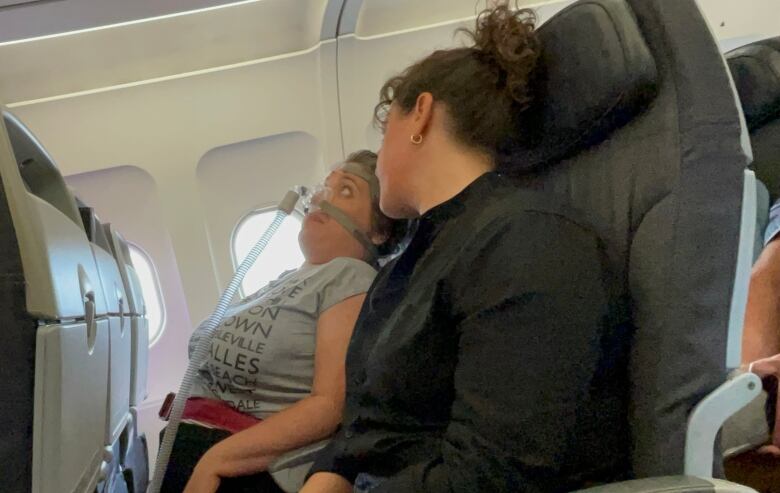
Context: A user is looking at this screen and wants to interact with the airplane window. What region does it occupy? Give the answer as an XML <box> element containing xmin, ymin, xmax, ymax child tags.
<box><xmin>128</xmin><ymin>244</ymin><xmax>166</xmax><ymax>346</ymax></box>
<box><xmin>232</xmin><ymin>208</ymin><xmax>304</xmax><ymax>297</ymax></box>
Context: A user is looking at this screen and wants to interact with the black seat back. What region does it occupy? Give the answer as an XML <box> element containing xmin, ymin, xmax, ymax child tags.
<box><xmin>505</xmin><ymin>0</ymin><xmax>750</xmax><ymax>477</ymax></box>
<box><xmin>727</xmin><ymin>37</ymin><xmax>780</xmax><ymax>202</ymax></box>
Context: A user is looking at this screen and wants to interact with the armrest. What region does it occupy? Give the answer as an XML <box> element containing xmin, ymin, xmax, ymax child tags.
<box><xmin>721</xmin><ymin>384</ymin><xmax>770</xmax><ymax>458</ymax></box>
<box><xmin>686</xmin><ymin>372</ymin><xmax>762</xmax><ymax>476</ymax></box>
<box><xmin>572</xmin><ymin>476</ymin><xmax>757</xmax><ymax>492</ymax></box>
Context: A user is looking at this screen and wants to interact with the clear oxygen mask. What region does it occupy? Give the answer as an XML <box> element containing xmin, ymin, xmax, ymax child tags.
<box><xmin>300</xmin><ymin>183</ymin><xmax>332</xmax><ymax>214</ymax></box>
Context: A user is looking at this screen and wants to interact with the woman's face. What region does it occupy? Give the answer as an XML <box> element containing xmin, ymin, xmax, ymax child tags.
<box><xmin>376</xmin><ymin>104</ymin><xmax>418</xmax><ymax>219</ymax></box>
<box><xmin>298</xmin><ymin>166</ymin><xmax>375</xmax><ymax>264</ymax></box>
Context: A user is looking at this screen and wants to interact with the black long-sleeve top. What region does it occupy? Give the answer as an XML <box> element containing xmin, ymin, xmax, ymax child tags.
<box><xmin>310</xmin><ymin>172</ymin><xmax>631</xmax><ymax>492</ymax></box>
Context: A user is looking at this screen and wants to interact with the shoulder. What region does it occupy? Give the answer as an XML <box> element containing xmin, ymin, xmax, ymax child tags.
<box><xmin>312</xmin><ymin>258</ymin><xmax>376</xmax><ymax>313</ymax></box>
<box><xmin>307</xmin><ymin>257</ymin><xmax>377</xmax><ymax>296</ymax></box>
<box><xmin>317</xmin><ymin>257</ymin><xmax>377</xmax><ymax>280</ymax></box>
<box><xmin>452</xmin><ymin>207</ymin><xmax>609</xmax><ymax>320</ymax></box>
<box><xmin>475</xmin><ymin>189</ymin><xmax>600</xmax><ymax>255</ymax></box>
<box><xmin>455</xmin><ymin>194</ymin><xmax>605</xmax><ymax>295</ymax></box>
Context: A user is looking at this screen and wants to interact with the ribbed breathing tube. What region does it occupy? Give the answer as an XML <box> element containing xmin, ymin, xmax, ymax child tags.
<box><xmin>148</xmin><ymin>188</ymin><xmax>304</xmax><ymax>493</ymax></box>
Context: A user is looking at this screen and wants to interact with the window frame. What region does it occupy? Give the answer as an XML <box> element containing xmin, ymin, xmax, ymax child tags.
<box><xmin>127</xmin><ymin>242</ymin><xmax>167</xmax><ymax>347</ymax></box>
<box><xmin>230</xmin><ymin>204</ymin><xmax>305</xmax><ymax>297</ymax></box>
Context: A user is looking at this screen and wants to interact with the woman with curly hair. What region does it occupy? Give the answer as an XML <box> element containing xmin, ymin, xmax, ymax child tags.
<box><xmin>302</xmin><ymin>2</ymin><xmax>630</xmax><ymax>491</ymax></box>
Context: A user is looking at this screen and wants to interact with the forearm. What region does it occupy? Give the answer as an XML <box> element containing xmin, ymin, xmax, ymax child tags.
<box><xmin>300</xmin><ymin>472</ymin><xmax>352</xmax><ymax>493</ymax></box>
<box><xmin>744</xmin><ymin>271</ymin><xmax>780</xmax><ymax>362</ymax></box>
<box><xmin>208</xmin><ymin>395</ymin><xmax>342</xmax><ymax>477</ymax></box>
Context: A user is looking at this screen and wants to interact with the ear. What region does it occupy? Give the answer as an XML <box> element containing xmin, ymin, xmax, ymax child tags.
<box><xmin>411</xmin><ymin>92</ymin><xmax>435</xmax><ymax>136</ymax></box>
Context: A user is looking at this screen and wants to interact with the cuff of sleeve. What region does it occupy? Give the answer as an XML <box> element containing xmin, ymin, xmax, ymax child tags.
<box><xmin>765</xmin><ymin>222</ymin><xmax>780</xmax><ymax>246</ymax></box>
<box><xmin>764</xmin><ymin>201</ymin><xmax>780</xmax><ymax>245</ymax></box>
<box><xmin>305</xmin><ymin>438</ymin><xmax>359</xmax><ymax>483</ymax></box>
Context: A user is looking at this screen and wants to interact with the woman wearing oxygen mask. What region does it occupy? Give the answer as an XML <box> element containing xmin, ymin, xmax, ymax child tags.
<box><xmin>159</xmin><ymin>150</ymin><xmax>408</xmax><ymax>493</ymax></box>
<box><xmin>302</xmin><ymin>2</ymin><xmax>629</xmax><ymax>492</ymax></box>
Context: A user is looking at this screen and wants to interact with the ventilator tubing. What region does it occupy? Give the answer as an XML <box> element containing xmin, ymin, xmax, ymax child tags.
<box><xmin>148</xmin><ymin>188</ymin><xmax>303</xmax><ymax>493</ymax></box>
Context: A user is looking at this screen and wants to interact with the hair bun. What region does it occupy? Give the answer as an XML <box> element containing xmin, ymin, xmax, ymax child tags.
<box><xmin>466</xmin><ymin>2</ymin><xmax>539</xmax><ymax>108</ymax></box>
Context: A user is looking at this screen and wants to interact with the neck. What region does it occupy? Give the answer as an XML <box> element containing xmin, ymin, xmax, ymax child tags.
<box><xmin>412</xmin><ymin>144</ymin><xmax>493</xmax><ymax>215</ymax></box>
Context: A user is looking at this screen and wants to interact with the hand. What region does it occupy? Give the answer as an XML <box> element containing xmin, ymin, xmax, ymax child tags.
<box><xmin>300</xmin><ymin>472</ymin><xmax>352</xmax><ymax>493</ymax></box>
<box><xmin>184</xmin><ymin>452</ymin><xmax>223</xmax><ymax>493</ymax></box>
<box><xmin>748</xmin><ymin>354</ymin><xmax>780</xmax><ymax>454</ymax></box>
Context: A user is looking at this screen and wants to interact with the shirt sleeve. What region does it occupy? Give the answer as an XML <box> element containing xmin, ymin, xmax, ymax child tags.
<box><xmin>317</xmin><ymin>257</ymin><xmax>377</xmax><ymax>313</ymax></box>
<box><xmin>308</xmin><ymin>427</ymin><xmax>357</xmax><ymax>481</ymax></box>
<box><xmin>765</xmin><ymin>199</ymin><xmax>780</xmax><ymax>246</ymax></box>
<box><xmin>370</xmin><ymin>212</ymin><xmax>613</xmax><ymax>492</ymax></box>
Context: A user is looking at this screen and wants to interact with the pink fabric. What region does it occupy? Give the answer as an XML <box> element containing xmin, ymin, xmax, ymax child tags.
<box><xmin>181</xmin><ymin>397</ymin><xmax>260</xmax><ymax>434</ymax></box>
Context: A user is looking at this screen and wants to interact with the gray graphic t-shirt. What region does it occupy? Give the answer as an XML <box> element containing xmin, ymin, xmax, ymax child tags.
<box><xmin>187</xmin><ymin>257</ymin><xmax>375</xmax><ymax>490</ymax></box>
<box><xmin>189</xmin><ymin>257</ymin><xmax>376</xmax><ymax>417</ymax></box>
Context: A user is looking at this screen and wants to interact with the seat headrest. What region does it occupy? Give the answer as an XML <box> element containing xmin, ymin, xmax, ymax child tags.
<box><xmin>507</xmin><ymin>0</ymin><xmax>658</xmax><ymax>171</ymax></box>
<box><xmin>2</xmin><ymin>111</ymin><xmax>84</xmax><ymax>228</ymax></box>
<box><xmin>726</xmin><ymin>37</ymin><xmax>780</xmax><ymax>132</ymax></box>
<box><xmin>757</xmin><ymin>37</ymin><xmax>780</xmax><ymax>54</ymax></box>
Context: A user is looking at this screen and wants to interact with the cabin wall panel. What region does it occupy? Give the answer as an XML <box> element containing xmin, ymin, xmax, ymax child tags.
<box><xmin>0</xmin><ymin>0</ymin><xmax>330</xmax><ymax>103</ymax></box>
<box><xmin>0</xmin><ymin>0</ymin><xmax>245</xmax><ymax>43</ymax></box>
<box><xmin>353</xmin><ymin>0</ymin><xmax>551</xmax><ymax>36</ymax></box>
<box><xmin>699</xmin><ymin>0</ymin><xmax>780</xmax><ymax>48</ymax></box>
<box><xmin>196</xmin><ymin>132</ymin><xmax>322</xmax><ymax>289</ymax></box>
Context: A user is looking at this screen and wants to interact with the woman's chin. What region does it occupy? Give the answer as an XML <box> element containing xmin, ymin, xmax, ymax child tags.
<box><xmin>300</xmin><ymin>234</ymin><xmax>330</xmax><ymax>264</ymax></box>
<box><xmin>302</xmin><ymin>250</ymin><xmax>334</xmax><ymax>265</ymax></box>
<box><xmin>380</xmin><ymin>199</ymin><xmax>414</xmax><ymax>220</ymax></box>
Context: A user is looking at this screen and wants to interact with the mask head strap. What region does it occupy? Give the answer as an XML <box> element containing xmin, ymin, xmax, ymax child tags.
<box><xmin>318</xmin><ymin>201</ymin><xmax>379</xmax><ymax>263</ymax></box>
<box><xmin>341</xmin><ymin>161</ymin><xmax>379</xmax><ymax>202</ymax></box>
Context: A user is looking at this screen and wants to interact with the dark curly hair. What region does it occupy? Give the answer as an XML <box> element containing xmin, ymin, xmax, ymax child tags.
<box><xmin>344</xmin><ymin>150</ymin><xmax>410</xmax><ymax>257</ymax></box>
<box><xmin>374</xmin><ymin>1</ymin><xmax>540</xmax><ymax>162</ymax></box>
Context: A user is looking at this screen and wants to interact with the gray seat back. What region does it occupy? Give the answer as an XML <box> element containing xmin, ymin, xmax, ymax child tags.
<box><xmin>79</xmin><ymin>206</ymin><xmax>134</xmax><ymax>447</ymax></box>
<box><xmin>102</xmin><ymin>224</ymin><xmax>150</xmax><ymax>407</ymax></box>
<box><xmin>0</xmin><ymin>110</ymin><xmax>111</xmax><ymax>493</ymax></box>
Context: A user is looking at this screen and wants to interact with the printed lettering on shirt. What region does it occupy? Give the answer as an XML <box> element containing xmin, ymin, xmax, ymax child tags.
<box><xmin>206</xmin><ymin>275</ymin><xmax>308</xmax><ymax>412</ymax></box>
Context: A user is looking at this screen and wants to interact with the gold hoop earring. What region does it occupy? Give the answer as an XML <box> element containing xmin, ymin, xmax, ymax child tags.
<box><xmin>410</xmin><ymin>134</ymin><xmax>423</xmax><ymax>145</ymax></box>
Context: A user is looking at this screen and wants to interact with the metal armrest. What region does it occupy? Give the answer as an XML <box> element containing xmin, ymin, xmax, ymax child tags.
<box><xmin>686</xmin><ymin>372</ymin><xmax>762</xmax><ymax>476</ymax></box>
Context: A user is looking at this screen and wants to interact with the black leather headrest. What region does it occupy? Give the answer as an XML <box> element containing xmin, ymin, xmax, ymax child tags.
<box><xmin>507</xmin><ymin>0</ymin><xmax>658</xmax><ymax>171</ymax></box>
<box><xmin>727</xmin><ymin>37</ymin><xmax>780</xmax><ymax>132</ymax></box>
